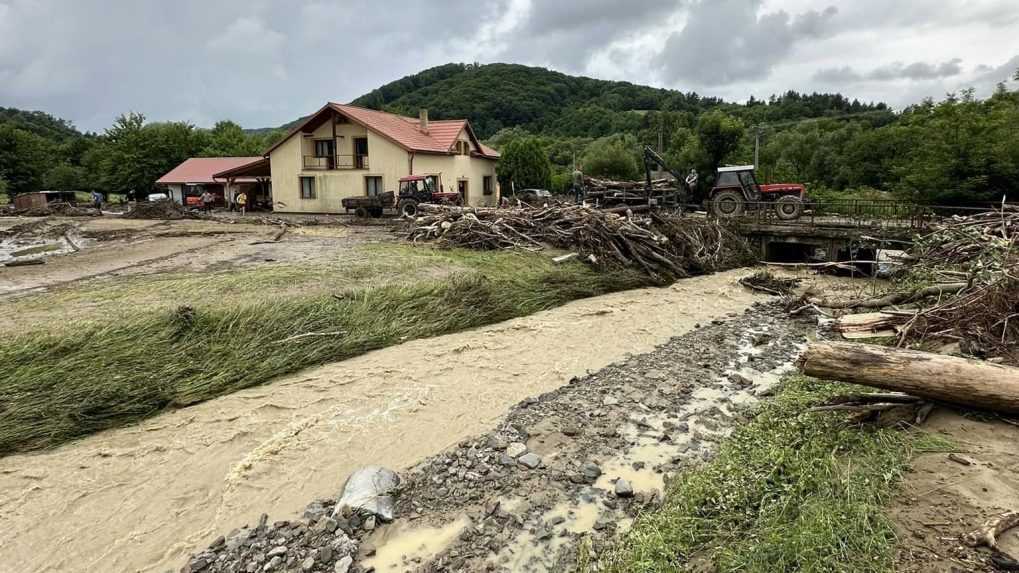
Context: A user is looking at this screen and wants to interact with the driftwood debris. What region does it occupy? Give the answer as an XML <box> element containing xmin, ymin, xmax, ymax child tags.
<box><xmin>834</xmin><ymin>312</ymin><xmax>913</xmax><ymax>339</ymax></box>
<box><xmin>808</xmin><ymin>392</ymin><xmax>933</xmax><ymax>426</ymax></box>
<box><xmin>963</xmin><ymin>511</ymin><xmax>1019</xmax><ymax>549</ymax></box>
<box><xmin>738</xmin><ymin>271</ymin><xmax>801</xmax><ymax>296</ymax></box>
<box><xmin>250</xmin><ymin>223</ymin><xmax>289</xmax><ymax>245</ymax></box>
<box><xmin>800</xmin><ymin>342</ymin><xmax>1019</xmax><ymax>414</ymax></box>
<box><xmin>807</xmin><ymin>283</ymin><xmax>966</xmax><ymax>310</ymax></box>
<box><xmin>407</xmin><ymin>204</ymin><xmax>753</xmax><ymax>281</ymax></box>
<box><xmin>3</xmin><ymin>258</ymin><xmax>46</xmax><ymax>267</ymax></box>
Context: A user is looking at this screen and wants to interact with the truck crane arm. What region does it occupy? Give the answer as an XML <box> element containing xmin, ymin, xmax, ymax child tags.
<box><xmin>643</xmin><ymin>146</ymin><xmax>696</xmax><ymax>206</ymax></box>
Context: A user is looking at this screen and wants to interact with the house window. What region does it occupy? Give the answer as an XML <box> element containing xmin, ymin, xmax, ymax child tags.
<box><xmin>314</xmin><ymin>140</ymin><xmax>334</xmax><ymax>157</ymax></box>
<box><xmin>365</xmin><ymin>176</ymin><xmax>383</xmax><ymax>197</ymax></box>
<box><xmin>457</xmin><ymin>141</ymin><xmax>470</xmax><ymax>155</ymax></box>
<box><xmin>300</xmin><ymin>177</ymin><xmax>316</xmax><ymax>199</ymax></box>
<box><xmin>483</xmin><ymin>176</ymin><xmax>493</xmax><ymax>196</ymax></box>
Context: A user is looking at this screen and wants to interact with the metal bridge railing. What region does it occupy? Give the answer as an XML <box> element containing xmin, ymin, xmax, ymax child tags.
<box><xmin>730</xmin><ymin>200</ymin><xmax>997</xmax><ymax>231</ymax></box>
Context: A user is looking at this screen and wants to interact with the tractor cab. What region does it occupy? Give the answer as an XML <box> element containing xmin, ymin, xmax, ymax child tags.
<box><xmin>710</xmin><ymin>165</ymin><xmax>807</xmax><ymax>220</ymax></box>
<box><xmin>396</xmin><ymin>174</ymin><xmax>462</xmax><ymax>217</ymax></box>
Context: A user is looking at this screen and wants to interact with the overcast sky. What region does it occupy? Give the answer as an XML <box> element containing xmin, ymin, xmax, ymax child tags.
<box><xmin>1</xmin><ymin>0</ymin><xmax>1017</xmax><ymax>132</ymax></box>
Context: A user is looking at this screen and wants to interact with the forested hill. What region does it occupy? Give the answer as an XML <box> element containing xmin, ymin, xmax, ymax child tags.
<box><xmin>0</xmin><ymin>107</ymin><xmax>84</xmax><ymax>141</ymax></box>
<box><xmin>351</xmin><ymin>63</ymin><xmax>887</xmax><ymax>139</ymax></box>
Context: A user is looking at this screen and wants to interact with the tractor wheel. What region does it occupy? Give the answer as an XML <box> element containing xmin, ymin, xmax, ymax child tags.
<box><xmin>774</xmin><ymin>195</ymin><xmax>804</xmax><ymax>221</ymax></box>
<box><xmin>453</xmin><ymin>195</ymin><xmax>464</xmax><ymax>207</ymax></box>
<box><xmin>398</xmin><ymin>199</ymin><xmax>419</xmax><ymax>218</ymax></box>
<box><xmin>353</xmin><ymin>206</ymin><xmax>370</xmax><ymax>219</ymax></box>
<box><xmin>711</xmin><ymin>190</ymin><xmax>745</xmax><ymax>218</ymax></box>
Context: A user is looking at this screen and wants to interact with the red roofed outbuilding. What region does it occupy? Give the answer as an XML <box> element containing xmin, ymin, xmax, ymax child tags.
<box><xmin>156</xmin><ymin>157</ymin><xmax>268</xmax><ymax>208</ymax></box>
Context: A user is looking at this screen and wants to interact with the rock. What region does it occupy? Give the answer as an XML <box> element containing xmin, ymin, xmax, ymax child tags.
<box><xmin>486</xmin><ymin>435</ymin><xmax>508</xmax><ymax>450</ymax></box>
<box><xmin>334</xmin><ymin>556</ymin><xmax>353</xmax><ymax>573</ymax></box>
<box><xmin>580</xmin><ymin>462</ymin><xmax>602</xmax><ymax>483</ymax></box>
<box><xmin>333</xmin><ymin>466</ymin><xmax>400</xmax><ymax>523</ymax></box>
<box><xmin>313</xmin><ymin>517</ymin><xmax>338</xmax><ymax>534</ymax></box>
<box><xmin>561</xmin><ymin>424</ymin><xmax>581</xmax><ymax>437</ymax></box>
<box><xmin>505</xmin><ymin>442</ymin><xmax>528</xmax><ymax>458</ymax></box>
<box><xmin>729</xmin><ymin>373</ymin><xmax>753</xmax><ymax>388</ymax></box>
<box><xmin>602</xmin><ymin>396</ymin><xmax>620</xmax><ymax>406</ymax></box>
<box><xmin>363</xmin><ymin>516</ymin><xmax>376</xmax><ymax>531</ymax></box>
<box><xmin>303</xmin><ymin>501</ymin><xmax>328</xmax><ymax>522</ymax></box>
<box><xmin>318</xmin><ymin>546</ymin><xmax>333</xmax><ymax>563</ymax></box>
<box><xmin>263</xmin><ymin>556</ymin><xmax>282</xmax><ymax>571</ymax></box>
<box><xmin>301</xmin><ymin>557</ymin><xmax>316</xmax><ymax>571</ymax></box>
<box><xmin>615</xmin><ymin>479</ymin><xmax>634</xmax><ymax>498</ymax></box>
<box><xmin>267</xmin><ymin>546</ymin><xmax>287</xmax><ymax>558</ymax></box>
<box><xmin>517</xmin><ymin>453</ymin><xmax>542</xmax><ymax>469</ymax></box>
<box><xmin>184</xmin><ymin>556</ymin><xmax>210</xmax><ymax>572</ymax></box>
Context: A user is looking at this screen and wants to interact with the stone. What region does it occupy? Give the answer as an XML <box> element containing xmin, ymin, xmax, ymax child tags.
<box><xmin>185</xmin><ymin>557</ymin><xmax>210</xmax><ymax>572</ymax></box>
<box><xmin>303</xmin><ymin>501</ymin><xmax>328</xmax><ymax>522</ymax></box>
<box><xmin>333</xmin><ymin>466</ymin><xmax>400</xmax><ymax>523</ymax></box>
<box><xmin>602</xmin><ymin>396</ymin><xmax>620</xmax><ymax>406</ymax></box>
<box><xmin>517</xmin><ymin>453</ymin><xmax>542</xmax><ymax>469</ymax></box>
<box><xmin>334</xmin><ymin>555</ymin><xmax>353</xmax><ymax>573</ymax></box>
<box><xmin>301</xmin><ymin>557</ymin><xmax>316</xmax><ymax>571</ymax></box>
<box><xmin>363</xmin><ymin>516</ymin><xmax>376</xmax><ymax>531</ymax></box>
<box><xmin>317</xmin><ymin>546</ymin><xmax>333</xmax><ymax>563</ymax></box>
<box><xmin>313</xmin><ymin>517</ymin><xmax>338</xmax><ymax>534</ymax></box>
<box><xmin>505</xmin><ymin>442</ymin><xmax>527</xmax><ymax>458</ymax></box>
<box><xmin>561</xmin><ymin>424</ymin><xmax>581</xmax><ymax>437</ymax></box>
<box><xmin>267</xmin><ymin>546</ymin><xmax>287</xmax><ymax>558</ymax></box>
<box><xmin>580</xmin><ymin>462</ymin><xmax>602</xmax><ymax>483</ymax></box>
<box><xmin>263</xmin><ymin>556</ymin><xmax>282</xmax><ymax>571</ymax></box>
<box><xmin>486</xmin><ymin>435</ymin><xmax>508</xmax><ymax>450</ymax></box>
<box><xmin>615</xmin><ymin>478</ymin><xmax>634</xmax><ymax>498</ymax></box>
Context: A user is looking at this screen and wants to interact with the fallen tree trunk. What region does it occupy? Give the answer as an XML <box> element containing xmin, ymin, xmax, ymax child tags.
<box><xmin>807</xmin><ymin>283</ymin><xmax>967</xmax><ymax>310</ymax></box>
<box><xmin>800</xmin><ymin>342</ymin><xmax>1019</xmax><ymax>414</ymax></box>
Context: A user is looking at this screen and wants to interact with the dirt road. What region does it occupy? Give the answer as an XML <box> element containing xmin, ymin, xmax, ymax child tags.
<box><xmin>0</xmin><ymin>269</ymin><xmax>764</xmax><ymax>573</ymax></box>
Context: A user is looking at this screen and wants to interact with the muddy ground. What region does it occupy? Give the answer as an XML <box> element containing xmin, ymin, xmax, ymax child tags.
<box><xmin>183</xmin><ymin>301</ymin><xmax>812</xmax><ymax>573</ymax></box>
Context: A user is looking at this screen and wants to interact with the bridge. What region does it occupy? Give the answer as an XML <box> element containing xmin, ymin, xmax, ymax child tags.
<box><xmin>730</xmin><ymin>201</ymin><xmax>989</xmax><ymax>265</ymax></box>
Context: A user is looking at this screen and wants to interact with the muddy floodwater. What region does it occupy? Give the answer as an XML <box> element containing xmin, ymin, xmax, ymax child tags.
<box><xmin>0</xmin><ymin>269</ymin><xmax>764</xmax><ymax>573</ymax></box>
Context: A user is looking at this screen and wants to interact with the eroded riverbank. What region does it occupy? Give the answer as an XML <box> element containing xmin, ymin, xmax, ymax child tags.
<box><xmin>0</xmin><ymin>269</ymin><xmax>763</xmax><ymax>573</ymax></box>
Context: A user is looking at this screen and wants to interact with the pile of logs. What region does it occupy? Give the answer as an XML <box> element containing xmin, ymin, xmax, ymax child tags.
<box><xmin>583</xmin><ymin>176</ymin><xmax>682</xmax><ymax>207</ymax></box>
<box><xmin>407</xmin><ymin>204</ymin><xmax>753</xmax><ymax>281</ymax></box>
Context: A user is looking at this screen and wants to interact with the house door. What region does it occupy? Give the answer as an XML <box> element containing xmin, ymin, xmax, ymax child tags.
<box><xmin>458</xmin><ymin>179</ymin><xmax>468</xmax><ymax>205</ymax></box>
<box><xmin>353</xmin><ymin>137</ymin><xmax>368</xmax><ymax>169</ymax></box>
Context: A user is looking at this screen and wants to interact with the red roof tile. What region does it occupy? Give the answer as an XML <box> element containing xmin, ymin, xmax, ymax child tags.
<box><xmin>156</xmin><ymin>157</ymin><xmax>263</xmax><ymax>185</ymax></box>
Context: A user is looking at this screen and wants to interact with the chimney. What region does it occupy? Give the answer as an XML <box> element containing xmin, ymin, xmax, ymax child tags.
<box><xmin>419</xmin><ymin>109</ymin><xmax>429</xmax><ymax>134</ymax></box>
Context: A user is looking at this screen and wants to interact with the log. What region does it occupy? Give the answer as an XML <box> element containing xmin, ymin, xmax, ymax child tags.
<box><xmin>800</xmin><ymin>342</ymin><xmax>1019</xmax><ymax>414</ymax></box>
<box><xmin>963</xmin><ymin>511</ymin><xmax>1019</xmax><ymax>548</ymax></box>
<box><xmin>807</xmin><ymin>283</ymin><xmax>966</xmax><ymax>310</ymax></box>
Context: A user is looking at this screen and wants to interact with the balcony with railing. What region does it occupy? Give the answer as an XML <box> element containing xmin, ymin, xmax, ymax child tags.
<box><xmin>303</xmin><ymin>154</ymin><xmax>369</xmax><ymax>171</ymax></box>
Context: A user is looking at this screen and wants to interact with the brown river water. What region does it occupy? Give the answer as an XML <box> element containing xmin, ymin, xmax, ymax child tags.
<box><xmin>0</xmin><ymin>269</ymin><xmax>763</xmax><ymax>573</ymax></box>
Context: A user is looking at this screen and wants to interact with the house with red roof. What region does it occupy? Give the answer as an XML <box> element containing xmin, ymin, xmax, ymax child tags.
<box><xmin>258</xmin><ymin>103</ymin><xmax>500</xmax><ymax>213</ymax></box>
<box><xmin>156</xmin><ymin>157</ymin><xmax>268</xmax><ymax>208</ymax></box>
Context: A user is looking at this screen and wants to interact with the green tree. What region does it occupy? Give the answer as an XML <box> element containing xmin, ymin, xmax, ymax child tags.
<box><xmin>0</xmin><ymin>125</ymin><xmax>51</xmax><ymax>197</ymax></box>
<box><xmin>44</xmin><ymin>164</ymin><xmax>86</xmax><ymax>190</ymax></box>
<box><xmin>496</xmin><ymin>137</ymin><xmax>551</xmax><ymax>191</ymax></box>
<box><xmin>581</xmin><ymin>134</ymin><xmax>640</xmax><ymax>180</ymax></box>
<box><xmin>696</xmin><ymin>110</ymin><xmax>744</xmax><ymax>171</ymax></box>
<box><xmin>200</xmin><ymin>120</ymin><xmax>267</xmax><ymax>157</ymax></box>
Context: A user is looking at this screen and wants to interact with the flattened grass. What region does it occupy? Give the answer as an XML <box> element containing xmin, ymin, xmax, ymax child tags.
<box><xmin>0</xmin><ymin>247</ymin><xmax>651</xmax><ymax>455</ymax></box>
<box><xmin>605</xmin><ymin>377</ymin><xmax>953</xmax><ymax>573</ymax></box>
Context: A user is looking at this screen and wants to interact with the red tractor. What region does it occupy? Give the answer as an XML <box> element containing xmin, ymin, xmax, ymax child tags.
<box><xmin>396</xmin><ymin>174</ymin><xmax>462</xmax><ymax>217</ymax></box>
<box><xmin>709</xmin><ymin>165</ymin><xmax>807</xmax><ymax>220</ymax></box>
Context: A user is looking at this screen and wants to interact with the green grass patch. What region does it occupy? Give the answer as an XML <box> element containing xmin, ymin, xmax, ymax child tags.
<box><xmin>0</xmin><ymin>247</ymin><xmax>651</xmax><ymax>455</ymax></box>
<box><xmin>605</xmin><ymin>376</ymin><xmax>953</xmax><ymax>573</ymax></box>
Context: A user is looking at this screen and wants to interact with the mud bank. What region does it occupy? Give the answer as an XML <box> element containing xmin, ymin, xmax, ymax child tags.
<box><xmin>0</xmin><ymin>269</ymin><xmax>761</xmax><ymax>573</ymax></box>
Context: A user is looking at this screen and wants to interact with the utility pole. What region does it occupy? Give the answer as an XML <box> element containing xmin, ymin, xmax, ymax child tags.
<box><xmin>754</xmin><ymin>126</ymin><xmax>760</xmax><ymax>170</ymax></box>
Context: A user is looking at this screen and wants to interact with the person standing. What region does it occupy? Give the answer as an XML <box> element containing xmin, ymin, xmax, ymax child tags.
<box><xmin>572</xmin><ymin>166</ymin><xmax>585</xmax><ymax>204</ymax></box>
<box><xmin>90</xmin><ymin>190</ymin><xmax>103</xmax><ymax>214</ymax></box>
<box><xmin>236</xmin><ymin>191</ymin><xmax>248</xmax><ymax>215</ymax></box>
<box><xmin>200</xmin><ymin>190</ymin><xmax>214</xmax><ymax>213</ymax></box>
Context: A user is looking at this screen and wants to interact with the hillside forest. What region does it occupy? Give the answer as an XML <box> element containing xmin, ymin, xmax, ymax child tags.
<box><xmin>2</xmin><ymin>63</ymin><xmax>1017</xmax><ymax>205</ymax></box>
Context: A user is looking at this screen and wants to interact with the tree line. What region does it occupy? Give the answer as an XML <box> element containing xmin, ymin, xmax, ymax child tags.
<box><xmin>495</xmin><ymin>77</ymin><xmax>1019</xmax><ymax>206</ymax></box>
<box><xmin>0</xmin><ymin>108</ymin><xmax>282</xmax><ymax>200</ymax></box>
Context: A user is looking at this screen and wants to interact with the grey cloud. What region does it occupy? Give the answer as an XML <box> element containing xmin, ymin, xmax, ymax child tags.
<box><xmin>657</xmin><ymin>0</ymin><xmax>839</xmax><ymax>86</ymax></box>
<box><xmin>499</xmin><ymin>0</ymin><xmax>683</xmax><ymax>72</ymax></box>
<box><xmin>813</xmin><ymin>59</ymin><xmax>966</xmax><ymax>84</ymax></box>
<box><xmin>0</xmin><ymin>0</ymin><xmax>506</xmax><ymax>131</ymax></box>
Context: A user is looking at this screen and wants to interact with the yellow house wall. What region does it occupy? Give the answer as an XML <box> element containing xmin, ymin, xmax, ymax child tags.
<box><xmin>413</xmin><ymin>153</ymin><xmax>499</xmax><ymax>207</ymax></box>
<box><xmin>270</xmin><ymin>115</ymin><xmax>498</xmax><ymax>212</ymax></box>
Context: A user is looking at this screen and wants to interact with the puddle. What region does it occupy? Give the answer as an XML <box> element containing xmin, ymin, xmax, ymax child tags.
<box><xmin>490</xmin><ymin>500</ymin><xmax>603</xmax><ymax>572</ymax></box>
<box><xmin>363</xmin><ymin>516</ymin><xmax>470</xmax><ymax>572</ymax></box>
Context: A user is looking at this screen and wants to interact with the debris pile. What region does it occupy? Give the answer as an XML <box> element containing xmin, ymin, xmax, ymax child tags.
<box><xmin>803</xmin><ymin>205</ymin><xmax>1018</xmax><ymax>363</ymax></box>
<box><xmin>584</xmin><ymin>176</ymin><xmax>683</xmax><ymax>207</ymax></box>
<box><xmin>407</xmin><ymin>204</ymin><xmax>753</xmax><ymax>281</ymax></box>
<box><xmin>124</xmin><ymin>200</ymin><xmax>197</xmax><ymax>220</ymax></box>
<box><xmin>4</xmin><ymin>202</ymin><xmax>101</xmax><ymax>217</ymax></box>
